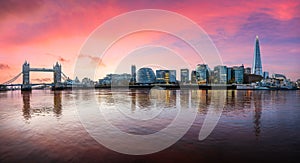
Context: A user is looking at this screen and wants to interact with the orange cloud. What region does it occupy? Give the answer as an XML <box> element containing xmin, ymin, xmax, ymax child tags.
<box><xmin>0</xmin><ymin>64</ymin><xmax>10</xmax><ymax>70</ymax></box>
<box><xmin>79</xmin><ymin>54</ymin><xmax>106</xmax><ymax>67</ymax></box>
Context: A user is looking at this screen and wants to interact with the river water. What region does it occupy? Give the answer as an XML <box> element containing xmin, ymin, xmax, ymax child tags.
<box><xmin>0</xmin><ymin>89</ymin><xmax>299</xmax><ymax>162</ymax></box>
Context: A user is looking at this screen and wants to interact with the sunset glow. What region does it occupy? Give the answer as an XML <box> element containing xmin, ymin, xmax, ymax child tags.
<box><xmin>1</xmin><ymin>0</ymin><xmax>299</xmax><ymax>83</ymax></box>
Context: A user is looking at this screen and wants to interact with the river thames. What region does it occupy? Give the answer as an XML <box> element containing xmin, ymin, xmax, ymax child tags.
<box><xmin>0</xmin><ymin>89</ymin><xmax>299</xmax><ymax>162</ymax></box>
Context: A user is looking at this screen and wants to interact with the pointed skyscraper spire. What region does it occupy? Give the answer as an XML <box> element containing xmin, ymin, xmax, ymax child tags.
<box><xmin>252</xmin><ymin>35</ymin><xmax>263</xmax><ymax>76</ymax></box>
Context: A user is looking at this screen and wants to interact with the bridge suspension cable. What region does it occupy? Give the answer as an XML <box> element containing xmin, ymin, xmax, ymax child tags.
<box><xmin>1</xmin><ymin>72</ymin><xmax>22</xmax><ymax>85</ymax></box>
<box><xmin>1</xmin><ymin>71</ymin><xmax>70</xmax><ymax>85</ymax></box>
<box><xmin>61</xmin><ymin>72</ymin><xmax>68</xmax><ymax>80</ymax></box>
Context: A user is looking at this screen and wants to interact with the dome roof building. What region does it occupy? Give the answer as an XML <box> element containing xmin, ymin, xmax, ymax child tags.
<box><xmin>137</xmin><ymin>68</ymin><xmax>156</xmax><ymax>84</ymax></box>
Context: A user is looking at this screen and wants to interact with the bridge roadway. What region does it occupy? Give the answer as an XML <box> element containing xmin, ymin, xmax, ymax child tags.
<box><xmin>29</xmin><ymin>68</ymin><xmax>54</xmax><ymax>72</ymax></box>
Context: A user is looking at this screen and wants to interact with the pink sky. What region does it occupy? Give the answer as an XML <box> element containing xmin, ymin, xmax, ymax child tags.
<box><xmin>0</xmin><ymin>0</ymin><xmax>299</xmax><ymax>83</ymax></box>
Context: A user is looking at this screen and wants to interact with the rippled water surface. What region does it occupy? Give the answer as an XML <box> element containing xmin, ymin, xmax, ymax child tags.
<box><xmin>0</xmin><ymin>89</ymin><xmax>299</xmax><ymax>162</ymax></box>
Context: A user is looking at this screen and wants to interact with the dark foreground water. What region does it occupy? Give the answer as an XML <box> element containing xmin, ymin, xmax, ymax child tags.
<box><xmin>0</xmin><ymin>89</ymin><xmax>299</xmax><ymax>162</ymax></box>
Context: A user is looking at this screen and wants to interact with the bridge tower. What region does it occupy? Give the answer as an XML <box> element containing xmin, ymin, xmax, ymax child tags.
<box><xmin>53</xmin><ymin>62</ymin><xmax>62</xmax><ymax>86</ymax></box>
<box><xmin>22</xmin><ymin>61</ymin><xmax>31</xmax><ymax>91</ymax></box>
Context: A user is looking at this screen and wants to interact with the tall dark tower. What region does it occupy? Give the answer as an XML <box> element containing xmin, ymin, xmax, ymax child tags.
<box><xmin>22</xmin><ymin>61</ymin><xmax>31</xmax><ymax>91</ymax></box>
<box><xmin>252</xmin><ymin>35</ymin><xmax>263</xmax><ymax>76</ymax></box>
<box><xmin>53</xmin><ymin>62</ymin><xmax>61</xmax><ymax>85</ymax></box>
<box><xmin>131</xmin><ymin>65</ymin><xmax>136</xmax><ymax>83</ymax></box>
<box><xmin>22</xmin><ymin>61</ymin><xmax>30</xmax><ymax>85</ymax></box>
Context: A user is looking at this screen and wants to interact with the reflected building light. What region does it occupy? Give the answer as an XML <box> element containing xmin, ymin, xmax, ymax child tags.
<box><xmin>137</xmin><ymin>91</ymin><xmax>152</xmax><ymax>108</ymax></box>
<box><xmin>22</xmin><ymin>91</ymin><xmax>63</xmax><ymax>120</ymax></box>
<box><xmin>165</xmin><ymin>90</ymin><xmax>171</xmax><ymax>104</ymax></box>
<box><xmin>53</xmin><ymin>91</ymin><xmax>62</xmax><ymax>117</ymax></box>
<box><xmin>22</xmin><ymin>91</ymin><xmax>31</xmax><ymax>120</ymax></box>
<box><xmin>188</xmin><ymin>90</ymin><xmax>191</xmax><ymax>109</ymax></box>
<box><xmin>253</xmin><ymin>92</ymin><xmax>262</xmax><ymax>138</ymax></box>
<box><xmin>131</xmin><ymin>90</ymin><xmax>136</xmax><ymax>112</ymax></box>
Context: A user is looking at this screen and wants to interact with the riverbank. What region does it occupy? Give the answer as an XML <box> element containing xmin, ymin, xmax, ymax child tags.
<box><xmin>2</xmin><ymin>84</ymin><xmax>298</xmax><ymax>91</ymax></box>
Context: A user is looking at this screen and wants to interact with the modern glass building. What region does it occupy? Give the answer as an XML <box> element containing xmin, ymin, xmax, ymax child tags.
<box><xmin>191</xmin><ymin>70</ymin><xmax>197</xmax><ymax>83</ymax></box>
<box><xmin>169</xmin><ymin>70</ymin><xmax>176</xmax><ymax>83</ymax></box>
<box><xmin>252</xmin><ymin>35</ymin><xmax>263</xmax><ymax>76</ymax></box>
<box><xmin>156</xmin><ymin>70</ymin><xmax>166</xmax><ymax>83</ymax></box>
<box><xmin>180</xmin><ymin>69</ymin><xmax>189</xmax><ymax>83</ymax></box>
<box><xmin>156</xmin><ymin>70</ymin><xmax>176</xmax><ymax>84</ymax></box>
<box><xmin>233</xmin><ymin>65</ymin><xmax>244</xmax><ymax>84</ymax></box>
<box><xmin>263</xmin><ymin>71</ymin><xmax>269</xmax><ymax>79</ymax></box>
<box><xmin>131</xmin><ymin>65</ymin><xmax>136</xmax><ymax>83</ymax></box>
<box><xmin>196</xmin><ymin>64</ymin><xmax>209</xmax><ymax>84</ymax></box>
<box><xmin>99</xmin><ymin>73</ymin><xmax>131</xmax><ymax>86</ymax></box>
<box><xmin>227</xmin><ymin>67</ymin><xmax>233</xmax><ymax>83</ymax></box>
<box><xmin>137</xmin><ymin>68</ymin><xmax>156</xmax><ymax>84</ymax></box>
<box><xmin>214</xmin><ymin>65</ymin><xmax>227</xmax><ymax>84</ymax></box>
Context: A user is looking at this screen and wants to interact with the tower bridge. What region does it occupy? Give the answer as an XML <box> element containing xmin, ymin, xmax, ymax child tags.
<box><xmin>1</xmin><ymin>61</ymin><xmax>69</xmax><ymax>91</ymax></box>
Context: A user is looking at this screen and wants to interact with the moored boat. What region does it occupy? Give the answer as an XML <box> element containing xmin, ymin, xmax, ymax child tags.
<box><xmin>236</xmin><ymin>84</ymin><xmax>254</xmax><ymax>90</ymax></box>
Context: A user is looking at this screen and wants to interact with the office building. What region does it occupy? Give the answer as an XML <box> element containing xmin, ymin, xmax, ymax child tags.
<box><xmin>263</xmin><ymin>71</ymin><xmax>269</xmax><ymax>79</ymax></box>
<box><xmin>196</xmin><ymin>64</ymin><xmax>209</xmax><ymax>84</ymax></box>
<box><xmin>214</xmin><ymin>65</ymin><xmax>227</xmax><ymax>84</ymax></box>
<box><xmin>156</xmin><ymin>70</ymin><xmax>177</xmax><ymax>84</ymax></box>
<box><xmin>99</xmin><ymin>73</ymin><xmax>131</xmax><ymax>86</ymax></box>
<box><xmin>233</xmin><ymin>65</ymin><xmax>244</xmax><ymax>84</ymax></box>
<box><xmin>131</xmin><ymin>65</ymin><xmax>136</xmax><ymax>83</ymax></box>
<box><xmin>227</xmin><ymin>67</ymin><xmax>233</xmax><ymax>83</ymax></box>
<box><xmin>191</xmin><ymin>71</ymin><xmax>197</xmax><ymax>84</ymax></box>
<box><xmin>180</xmin><ymin>69</ymin><xmax>189</xmax><ymax>83</ymax></box>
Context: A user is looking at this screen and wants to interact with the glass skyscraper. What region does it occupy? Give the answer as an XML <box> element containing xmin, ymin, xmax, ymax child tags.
<box><xmin>214</xmin><ymin>65</ymin><xmax>227</xmax><ymax>84</ymax></box>
<box><xmin>196</xmin><ymin>64</ymin><xmax>209</xmax><ymax>84</ymax></box>
<box><xmin>252</xmin><ymin>35</ymin><xmax>263</xmax><ymax>76</ymax></box>
<box><xmin>180</xmin><ymin>69</ymin><xmax>189</xmax><ymax>83</ymax></box>
<box><xmin>131</xmin><ymin>65</ymin><xmax>136</xmax><ymax>83</ymax></box>
<box><xmin>156</xmin><ymin>70</ymin><xmax>177</xmax><ymax>84</ymax></box>
<box><xmin>233</xmin><ymin>65</ymin><xmax>244</xmax><ymax>84</ymax></box>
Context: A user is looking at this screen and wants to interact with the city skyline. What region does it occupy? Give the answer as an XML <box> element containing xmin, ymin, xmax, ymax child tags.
<box><xmin>0</xmin><ymin>35</ymin><xmax>297</xmax><ymax>85</ymax></box>
<box><xmin>1</xmin><ymin>1</ymin><xmax>299</xmax><ymax>161</ymax></box>
<box><xmin>1</xmin><ymin>0</ymin><xmax>299</xmax><ymax>83</ymax></box>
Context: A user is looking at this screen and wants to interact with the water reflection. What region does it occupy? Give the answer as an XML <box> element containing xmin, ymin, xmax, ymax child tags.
<box><xmin>253</xmin><ymin>91</ymin><xmax>262</xmax><ymax>138</ymax></box>
<box><xmin>199</xmin><ymin>90</ymin><xmax>211</xmax><ymax>109</ymax></box>
<box><xmin>19</xmin><ymin>89</ymin><xmax>291</xmax><ymax>139</ymax></box>
<box><xmin>136</xmin><ymin>90</ymin><xmax>152</xmax><ymax>108</ymax></box>
<box><xmin>126</xmin><ymin>89</ymin><xmax>223</xmax><ymax>113</ymax></box>
<box><xmin>226</xmin><ymin>90</ymin><xmax>235</xmax><ymax>108</ymax></box>
<box><xmin>131</xmin><ymin>89</ymin><xmax>136</xmax><ymax>112</ymax></box>
<box><xmin>127</xmin><ymin>89</ymin><xmax>179</xmax><ymax>112</ymax></box>
<box><xmin>53</xmin><ymin>91</ymin><xmax>62</xmax><ymax>117</ymax></box>
<box><xmin>21</xmin><ymin>91</ymin><xmax>62</xmax><ymax>120</ymax></box>
<box><xmin>3</xmin><ymin>89</ymin><xmax>298</xmax><ymax>162</ymax></box>
<box><xmin>22</xmin><ymin>91</ymin><xmax>31</xmax><ymax>120</ymax></box>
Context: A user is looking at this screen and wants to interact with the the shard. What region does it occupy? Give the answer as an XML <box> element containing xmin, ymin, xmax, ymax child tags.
<box><xmin>252</xmin><ymin>35</ymin><xmax>263</xmax><ymax>76</ymax></box>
